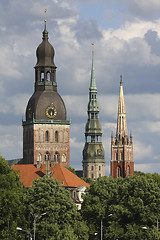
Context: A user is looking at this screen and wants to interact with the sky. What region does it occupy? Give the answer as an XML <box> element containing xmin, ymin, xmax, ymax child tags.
<box><xmin>0</xmin><ymin>0</ymin><xmax>160</xmax><ymax>176</ymax></box>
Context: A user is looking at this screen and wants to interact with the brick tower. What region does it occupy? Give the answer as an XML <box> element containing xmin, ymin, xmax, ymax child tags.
<box><xmin>111</xmin><ymin>76</ymin><xmax>134</xmax><ymax>178</ymax></box>
<box><xmin>22</xmin><ymin>21</ymin><xmax>70</xmax><ymax>167</ymax></box>
<box><xmin>82</xmin><ymin>47</ymin><xmax>105</xmax><ymax>180</ymax></box>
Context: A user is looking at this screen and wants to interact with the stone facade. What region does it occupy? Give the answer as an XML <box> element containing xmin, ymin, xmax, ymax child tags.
<box><xmin>83</xmin><ymin>162</ymin><xmax>105</xmax><ymax>179</ymax></box>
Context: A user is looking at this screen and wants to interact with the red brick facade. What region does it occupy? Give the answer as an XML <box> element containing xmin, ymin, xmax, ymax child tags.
<box><xmin>111</xmin><ymin>137</ymin><xmax>134</xmax><ymax>178</ymax></box>
<box><xmin>111</xmin><ymin>78</ymin><xmax>134</xmax><ymax>178</ymax></box>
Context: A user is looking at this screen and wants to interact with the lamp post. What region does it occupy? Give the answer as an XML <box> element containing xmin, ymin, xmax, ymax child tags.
<box><xmin>101</xmin><ymin>214</ymin><xmax>113</xmax><ymax>240</ymax></box>
<box><xmin>16</xmin><ymin>227</ymin><xmax>32</xmax><ymax>240</ymax></box>
<box><xmin>34</xmin><ymin>212</ymin><xmax>46</xmax><ymax>240</ymax></box>
<box><xmin>142</xmin><ymin>219</ymin><xmax>159</xmax><ymax>231</ymax></box>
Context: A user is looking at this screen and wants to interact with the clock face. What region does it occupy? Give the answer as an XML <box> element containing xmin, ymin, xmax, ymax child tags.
<box><xmin>46</xmin><ymin>106</ymin><xmax>57</xmax><ymax>118</ymax></box>
<box><xmin>97</xmin><ymin>149</ymin><xmax>102</xmax><ymax>155</ymax></box>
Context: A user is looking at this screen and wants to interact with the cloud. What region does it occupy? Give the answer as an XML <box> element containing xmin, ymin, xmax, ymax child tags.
<box><xmin>0</xmin><ymin>0</ymin><xmax>160</xmax><ymax>175</ymax></box>
<box><xmin>135</xmin><ymin>163</ymin><xmax>160</xmax><ymax>174</ymax></box>
<box><xmin>126</xmin><ymin>94</ymin><xmax>160</xmax><ymax>121</ymax></box>
<box><xmin>0</xmin><ymin>125</ymin><xmax>22</xmax><ymax>160</ymax></box>
<box><xmin>127</xmin><ymin>0</ymin><xmax>160</xmax><ymax>20</ymax></box>
<box><xmin>144</xmin><ymin>30</ymin><xmax>160</xmax><ymax>56</ymax></box>
<box><xmin>134</xmin><ymin>141</ymin><xmax>152</xmax><ymax>161</ymax></box>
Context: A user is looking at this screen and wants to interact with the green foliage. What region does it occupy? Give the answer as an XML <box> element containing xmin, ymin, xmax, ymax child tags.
<box><xmin>66</xmin><ymin>166</ymin><xmax>76</xmax><ymax>175</ymax></box>
<box><xmin>0</xmin><ymin>156</ymin><xmax>26</xmax><ymax>239</ymax></box>
<box><xmin>81</xmin><ymin>174</ymin><xmax>160</xmax><ymax>239</ymax></box>
<box><xmin>81</xmin><ymin>177</ymin><xmax>93</xmax><ymax>184</ymax></box>
<box><xmin>26</xmin><ymin>175</ymin><xmax>89</xmax><ymax>239</ymax></box>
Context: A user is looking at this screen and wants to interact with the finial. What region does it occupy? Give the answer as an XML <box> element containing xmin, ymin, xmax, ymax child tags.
<box><xmin>91</xmin><ymin>43</ymin><xmax>95</xmax><ymax>53</ymax></box>
<box><xmin>44</xmin><ymin>9</ymin><xmax>47</xmax><ymax>30</ymax></box>
<box><xmin>120</xmin><ymin>75</ymin><xmax>123</xmax><ymax>85</ymax></box>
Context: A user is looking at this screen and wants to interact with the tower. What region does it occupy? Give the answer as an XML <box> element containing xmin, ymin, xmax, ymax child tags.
<box><xmin>82</xmin><ymin>47</ymin><xmax>105</xmax><ymax>180</ymax></box>
<box><xmin>22</xmin><ymin>21</ymin><xmax>70</xmax><ymax>167</ymax></box>
<box><xmin>111</xmin><ymin>76</ymin><xmax>134</xmax><ymax>178</ymax></box>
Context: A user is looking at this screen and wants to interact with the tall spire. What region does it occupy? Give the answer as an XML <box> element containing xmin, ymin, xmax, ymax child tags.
<box><xmin>111</xmin><ymin>76</ymin><xmax>134</xmax><ymax>179</ymax></box>
<box><xmin>82</xmin><ymin>45</ymin><xmax>105</xmax><ymax>180</ymax></box>
<box><xmin>90</xmin><ymin>43</ymin><xmax>97</xmax><ymax>91</ymax></box>
<box><xmin>116</xmin><ymin>75</ymin><xmax>127</xmax><ymax>137</ymax></box>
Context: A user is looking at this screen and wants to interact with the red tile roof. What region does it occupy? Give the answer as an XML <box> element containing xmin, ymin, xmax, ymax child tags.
<box><xmin>12</xmin><ymin>163</ymin><xmax>90</xmax><ymax>188</ymax></box>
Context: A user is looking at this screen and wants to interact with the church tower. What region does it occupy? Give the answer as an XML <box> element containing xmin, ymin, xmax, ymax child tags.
<box><xmin>111</xmin><ymin>76</ymin><xmax>134</xmax><ymax>178</ymax></box>
<box><xmin>22</xmin><ymin>21</ymin><xmax>70</xmax><ymax>167</ymax></box>
<box><xmin>82</xmin><ymin>47</ymin><xmax>105</xmax><ymax>180</ymax></box>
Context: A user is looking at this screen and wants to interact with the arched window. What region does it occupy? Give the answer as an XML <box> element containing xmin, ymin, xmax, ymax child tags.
<box><xmin>45</xmin><ymin>152</ymin><xmax>50</xmax><ymax>161</ymax></box>
<box><xmin>54</xmin><ymin>151</ymin><xmax>59</xmax><ymax>163</ymax></box>
<box><xmin>127</xmin><ymin>166</ymin><xmax>130</xmax><ymax>176</ymax></box>
<box><xmin>117</xmin><ymin>166</ymin><xmax>121</xmax><ymax>177</ymax></box>
<box><xmin>37</xmin><ymin>153</ymin><xmax>42</xmax><ymax>168</ymax></box>
<box><xmin>46</xmin><ymin>72</ymin><xmax>50</xmax><ymax>81</ymax></box>
<box><xmin>62</xmin><ymin>154</ymin><xmax>66</xmax><ymax>163</ymax></box>
<box><xmin>37</xmin><ymin>153</ymin><xmax>42</xmax><ymax>162</ymax></box>
<box><xmin>40</xmin><ymin>72</ymin><xmax>44</xmax><ymax>81</ymax></box>
<box><xmin>55</xmin><ymin>131</ymin><xmax>58</xmax><ymax>142</ymax></box>
<box><xmin>45</xmin><ymin>131</ymin><xmax>49</xmax><ymax>142</ymax></box>
<box><xmin>99</xmin><ymin>165</ymin><xmax>101</xmax><ymax>171</ymax></box>
<box><xmin>91</xmin><ymin>166</ymin><xmax>94</xmax><ymax>171</ymax></box>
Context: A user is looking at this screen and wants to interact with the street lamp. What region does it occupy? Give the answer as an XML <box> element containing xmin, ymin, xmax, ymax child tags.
<box><xmin>142</xmin><ymin>219</ymin><xmax>159</xmax><ymax>231</ymax></box>
<box><xmin>34</xmin><ymin>212</ymin><xmax>46</xmax><ymax>240</ymax></box>
<box><xmin>101</xmin><ymin>214</ymin><xmax>113</xmax><ymax>240</ymax></box>
<box><xmin>16</xmin><ymin>227</ymin><xmax>32</xmax><ymax>240</ymax></box>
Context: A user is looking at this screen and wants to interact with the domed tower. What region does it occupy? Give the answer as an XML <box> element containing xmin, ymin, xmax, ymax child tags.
<box><xmin>22</xmin><ymin>21</ymin><xmax>70</xmax><ymax>167</ymax></box>
<box><xmin>111</xmin><ymin>76</ymin><xmax>134</xmax><ymax>178</ymax></box>
<box><xmin>82</xmin><ymin>47</ymin><xmax>105</xmax><ymax>180</ymax></box>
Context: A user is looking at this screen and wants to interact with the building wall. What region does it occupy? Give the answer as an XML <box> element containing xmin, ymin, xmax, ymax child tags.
<box><xmin>111</xmin><ymin>143</ymin><xmax>134</xmax><ymax>178</ymax></box>
<box><xmin>23</xmin><ymin>123</ymin><xmax>70</xmax><ymax>167</ymax></box>
<box><xmin>83</xmin><ymin>162</ymin><xmax>105</xmax><ymax>180</ymax></box>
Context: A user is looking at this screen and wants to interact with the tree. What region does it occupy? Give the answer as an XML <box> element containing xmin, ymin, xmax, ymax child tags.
<box><xmin>25</xmin><ymin>175</ymin><xmax>89</xmax><ymax>240</ymax></box>
<box><xmin>81</xmin><ymin>177</ymin><xmax>93</xmax><ymax>184</ymax></box>
<box><xmin>66</xmin><ymin>166</ymin><xmax>76</xmax><ymax>175</ymax></box>
<box><xmin>81</xmin><ymin>174</ymin><xmax>160</xmax><ymax>240</ymax></box>
<box><xmin>0</xmin><ymin>156</ymin><xmax>26</xmax><ymax>239</ymax></box>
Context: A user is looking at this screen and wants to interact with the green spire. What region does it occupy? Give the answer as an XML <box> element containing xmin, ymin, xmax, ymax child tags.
<box><xmin>90</xmin><ymin>47</ymin><xmax>97</xmax><ymax>91</ymax></box>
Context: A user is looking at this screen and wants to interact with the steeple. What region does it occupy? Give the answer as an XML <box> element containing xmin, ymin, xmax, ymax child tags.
<box><xmin>90</xmin><ymin>46</ymin><xmax>97</xmax><ymax>91</ymax></box>
<box><xmin>23</xmin><ymin>20</ymin><xmax>70</xmax><ymax>167</ymax></box>
<box><xmin>116</xmin><ymin>75</ymin><xmax>127</xmax><ymax>137</ymax></box>
<box><xmin>82</xmin><ymin>45</ymin><xmax>105</xmax><ymax>180</ymax></box>
<box><xmin>34</xmin><ymin>19</ymin><xmax>57</xmax><ymax>92</ymax></box>
<box><xmin>110</xmin><ymin>76</ymin><xmax>134</xmax><ymax>178</ymax></box>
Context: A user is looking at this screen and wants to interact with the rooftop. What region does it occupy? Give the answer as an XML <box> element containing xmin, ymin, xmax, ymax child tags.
<box><xmin>12</xmin><ymin>163</ymin><xmax>90</xmax><ymax>188</ymax></box>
